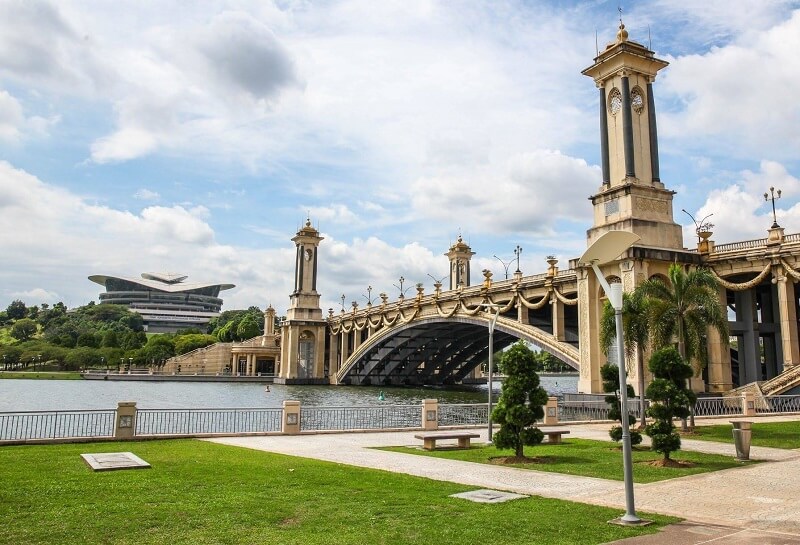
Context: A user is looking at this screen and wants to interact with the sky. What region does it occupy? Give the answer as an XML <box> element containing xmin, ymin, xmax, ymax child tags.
<box><xmin>1</xmin><ymin>0</ymin><xmax>800</xmax><ymax>315</ymax></box>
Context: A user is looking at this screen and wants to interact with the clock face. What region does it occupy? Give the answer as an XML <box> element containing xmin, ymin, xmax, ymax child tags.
<box><xmin>631</xmin><ymin>88</ymin><xmax>645</xmax><ymax>113</ymax></box>
<box><xmin>608</xmin><ymin>88</ymin><xmax>622</xmax><ymax>115</ymax></box>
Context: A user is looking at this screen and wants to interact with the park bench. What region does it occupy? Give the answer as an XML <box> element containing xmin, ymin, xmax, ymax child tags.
<box><xmin>414</xmin><ymin>431</ymin><xmax>481</xmax><ymax>450</ymax></box>
<box><xmin>542</xmin><ymin>429</ymin><xmax>570</xmax><ymax>444</ymax></box>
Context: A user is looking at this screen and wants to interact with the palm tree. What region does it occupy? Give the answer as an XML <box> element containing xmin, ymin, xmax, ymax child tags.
<box><xmin>638</xmin><ymin>263</ymin><xmax>729</xmax><ymax>429</ymax></box>
<box><xmin>600</xmin><ymin>289</ymin><xmax>650</xmax><ymax>429</ymax></box>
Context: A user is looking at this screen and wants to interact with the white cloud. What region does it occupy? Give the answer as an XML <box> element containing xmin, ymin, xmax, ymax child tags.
<box><xmin>134</xmin><ymin>188</ymin><xmax>160</xmax><ymax>201</ymax></box>
<box><xmin>411</xmin><ymin>149</ymin><xmax>600</xmax><ymax>235</ymax></box>
<box><xmin>0</xmin><ymin>90</ymin><xmax>24</xmax><ymax>140</ymax></box>
<box><xmin>660</xmin><ymin>10</ymin><xmax>800</xmax><ymax>160</ymax></box>
<box><xmin>11</xmin><ymin>288</ymin><xmax>60</xmax><ymax>304</ymax></box>
<box><xmin>687</xmin><ymin>161</ymin><xmax>800</xmax><ymax>244</ymax></box>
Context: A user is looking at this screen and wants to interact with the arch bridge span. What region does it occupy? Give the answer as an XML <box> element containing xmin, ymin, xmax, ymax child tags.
<box><xmin>327</xmin><ymin>271</ymin><xmax>580</xmax><ymax>386</ymax></box>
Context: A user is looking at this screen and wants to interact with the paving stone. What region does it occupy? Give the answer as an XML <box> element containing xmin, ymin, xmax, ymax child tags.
<box><xmin>450</xmin><ymin>489</ymin><xmax>528</xmax><ymax>503</ymax></box>
<box><xmin>81</xmin><ymin>452</ymin><xmax>151</xmax><ymax>472</ymax></box>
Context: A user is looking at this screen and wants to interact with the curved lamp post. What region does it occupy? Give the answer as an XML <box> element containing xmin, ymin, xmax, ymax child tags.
<box><xmin>580</xmin><ymin>231</ymin><xmax>648</xmax><ymax>526</ymax></box>
<box><xmin>478</xmin><ymin>303</ymin><xmax>500</xmax><ymax>442</ymax></box>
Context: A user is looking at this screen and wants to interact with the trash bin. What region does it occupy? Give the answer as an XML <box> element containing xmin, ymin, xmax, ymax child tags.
<box><xmin>730</xmin><ymin>420</ymin><xmax>752</xmax><ymax>461</ymax></box>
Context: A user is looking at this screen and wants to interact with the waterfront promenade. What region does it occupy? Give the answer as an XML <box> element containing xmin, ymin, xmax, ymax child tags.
<box><xmin>210</xmin><ymin>416</ymin><xmax>800</xmax><ymax>544</ymax></box>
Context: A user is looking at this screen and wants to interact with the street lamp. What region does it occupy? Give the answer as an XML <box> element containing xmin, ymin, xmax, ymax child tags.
<box><xmin>101</xmin><ymin>357</ymin><xmax>106</xmax><ymax>372</ymax></box>
<box><xmin>514</xmin><ymin>245</ymin><xmax>523</xmax><ymax>273</ymax></box>
<box><xmin>764</xmin><ymin>186</ymin><xmax>782</xmax><ymax>228</ymax></box>
<box><xmin>492</xmin><ymin>255</ymin><xmax>513</xmax><ymax>280</ymax></box>
<box><xmin>580</xmin><ymin>230</ymin><xmax>647</xmax><ymax>526</ymax></box>
<box><xmin>479</xmin><ymin>303</ymin><xmax>501</xmax><ymax>442</ymax></box>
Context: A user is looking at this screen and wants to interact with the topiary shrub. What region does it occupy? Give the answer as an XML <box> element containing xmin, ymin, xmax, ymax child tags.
<box><xmin>644</xmin><ymin>347</ymin><xmax>695</xmax><ymax>461</ymax></box>
<box><xmin>601</xmin><ymin>363</ymin><xmax>642</xmax><ymax>446</ymax></box>
<box><xmin>491</xmin><ymin>342</ymin><xmax>549</xmax><ymax>458</ymax></box>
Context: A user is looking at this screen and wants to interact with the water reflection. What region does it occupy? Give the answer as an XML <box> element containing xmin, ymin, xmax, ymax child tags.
<box><xmin>0</xmin><ymin>375</ymin><xmax>578</xmax><ymax>411</ymax></box>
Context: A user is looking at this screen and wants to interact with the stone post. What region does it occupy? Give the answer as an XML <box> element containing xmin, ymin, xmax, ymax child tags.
<box><xmin>282</xmin><ymin>400</ymin><xmax>301</xmax><ymax>434</ymax></box>
<box><xmin>543</xmin><ymin>396</ymin><xmax>559</xmax><ymax>425</ymax></box>
<box><xmin>742</xmin><ymin>392</ymin><xmax>756</xmax><ymax>417</ymax></box>
<box><xmin>114</xmin><ymin>401</ymin><xmax>137</xmax><ymax>439</ymax></box>
<box><xmin>421</xmin><ymin>399</ymin><xmax>438</xmax><ymax>431</ymax></box>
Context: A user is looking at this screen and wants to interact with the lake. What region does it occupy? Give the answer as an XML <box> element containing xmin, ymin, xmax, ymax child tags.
<box><xmin>0</xmin><ymin>375</ymin><xmax>578</xmax><ymax>411</ymax></box>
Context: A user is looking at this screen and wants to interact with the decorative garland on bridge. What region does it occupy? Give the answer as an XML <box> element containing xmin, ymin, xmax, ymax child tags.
<box><xmin>552</xmin><ymin>287</ymin><xmax>579</xmax><ymax>306</ymax></box>
<box><xmin>517</xmin><ymin>290</ymin><xmax>551</xmax><ymax>310</ymax></box>
<box><xmin>708</xmin><ymin>262</ymin><xmax>772</xmax><ymax>291</ymax></box>
<box><xmin>780</xmin><ymin>259</ymin><xmax>800</xmax><ymax>282</ymax></box>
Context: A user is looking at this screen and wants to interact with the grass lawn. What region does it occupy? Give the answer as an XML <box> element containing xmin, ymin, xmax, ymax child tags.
<box><xmin>0</xmin><ymin>440</ymin><xmax>676</xmax><ymax>545</ymax></box>
<box><xmin>383</xmin><ymin>438</ymin><xmax>749</xmax><ymax>484</ymax></box>
<box><xmin>690</xmin><ymin>420</ymin><xmax>800</xmax><ymax>449</ymax></box>
<box><xmin>0</xmin><ymin>371</ymin><xmax>82</xmax><ymax>380</ymax></box>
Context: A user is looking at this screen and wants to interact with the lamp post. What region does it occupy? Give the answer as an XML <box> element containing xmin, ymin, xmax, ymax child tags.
<box><xmin>764</xmin><ymin>186</ymin><xmax>782</xmax><ymax>228</ymax></box>
<box><xmin>580</xmin><ymin>230</ymin><xmax>646</xmax><ymax>526</ymax></box>
<box><xmin>119</xmin><ymin>358</ymin><xmax>123</xmax><ymax>373</ymax></box>
<box><xmin>492</xmin><ymin>255</ymin><xmax>513</xmax><ymax>280</ymax></box>
<box><xmin>479</xmin><ymin>303</ymin><xmax>500</xmax><ymax>442</ymax></box>
<box><xmin>514</xmin><ymin>245</ymin><xmax>523</xmax><ymax>273</ymax></box>
<box><xmin>101</xmin><ymin>357</ymin><xmax>106</xmax><ymax>372</ymax></box>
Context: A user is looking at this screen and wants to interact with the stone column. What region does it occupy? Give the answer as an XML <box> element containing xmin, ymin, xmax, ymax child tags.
<box><xmin>282</xmin><ymin>400</ymin><xmax>301</xmax><ymax>434</ymax></box>
<box><xmin>646</xmin><ymin>81</ymin><xmax>660</xmax><ymax>182</ymax></box>
<box><xmin>543</xmin><ymin>396</ymin><xmax>559</xmax><ymax>425</ymax></box>
<box><xmin>421</xmin><ymin>399</ymin><xmax>438</xmax><ymax>431</ymax></box>
<box><xmin>707</xmin><ymin>285</ymin><xmax>733</xmax><ymax>393</ymax></box>
<box><xmin>577</xmin><ymin>268</ymin><xmax>604</xmax><ymax>393</ymax></box>
<box><xmin>776</xmin><ymin>272</ymin><xmax>799</xmax><ymax>369</ymax></box>
<box><xmin>742</xmin><ymin>392</ymin><xmax>756</xmax><ymax>417</ymax></box>
<box><xmin>551</xmin><ymin>298</ymin><xmax>565</xmax><ymax>341</ymax></box>
<box><xmin>599</xmin><ymin>84</ymin><xmax>610</xmax><ymax>185</ymax></box>
<box><xmin>620</xmin><ymin>74</ymin><xmax>636</xmax><ymax>178</ymax></box>
<box><xmin>517</xmin><ymin>294</ymin><xmax>529</xmax><ymax>324</ymax></box>
<box><xmin>114</xmin><ymin>401</ymin><xmax>137</xmax><ymax>439</ymax></box>
<box><xmin>737</xmin><ymin>290</ymin><xmax>760</xmax><ymax>385</ymax></box>
<box><xmin>328</xmin><ymin>330</ymin><xmax>340</xmax><ymax>383</ymax></box>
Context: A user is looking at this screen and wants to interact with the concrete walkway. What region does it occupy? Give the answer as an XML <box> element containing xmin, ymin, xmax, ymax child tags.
<box><xmin>207</xmin><ymin>416</ymin><xmax>800</xmax><ymax>544</ymax></box>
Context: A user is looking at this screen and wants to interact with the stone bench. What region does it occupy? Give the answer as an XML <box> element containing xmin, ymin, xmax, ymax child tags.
<box><xmin>414</xmin><ymin>431</ymin><xmax>481</xmax><ymax>450</ymax></box>
<box><xmin>543</xmin><ymin>429</ymin><xmax>570</xmax><ymax>444</ymax></box>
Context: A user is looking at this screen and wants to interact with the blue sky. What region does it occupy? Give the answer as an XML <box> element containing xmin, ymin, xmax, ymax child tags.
<box><xmin>1</xmin><ymin>0</ymin><xmax>800</xmax><ymax>314</ymax></box>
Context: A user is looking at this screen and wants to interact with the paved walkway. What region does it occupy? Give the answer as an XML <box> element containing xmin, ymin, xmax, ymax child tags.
<box><xmin>207</xmin><ymin>416</ymin><xmax>800</xmax><ymax>544</ymax></box>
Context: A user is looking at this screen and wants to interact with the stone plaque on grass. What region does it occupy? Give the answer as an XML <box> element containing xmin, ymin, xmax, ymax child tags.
<box><xmin>81</xmin><ymin>452</ymin><xmax>151</xmax><ymax>472</ymax></box>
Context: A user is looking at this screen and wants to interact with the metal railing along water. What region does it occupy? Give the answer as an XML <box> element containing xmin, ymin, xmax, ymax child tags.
<box><xmin>136</xmin><ymin>408</ymin><xmax>282</xmax><ymax>436</ymax></box>
<box><xmin>558</xmin><ymin>400</ymin><xmax>610</xmax><ymax>421</ymax></box>
<box><xmin>439</xmin><ymin>403</ymin><xmax>488</xmax><ymax>426</ymax></box>
<box><xmin>693</xmin><ymin>397</ymin><xmax>743</xmax><ymax>417</ymax></box>
<box><xmin>300</xmin><ymin>404</ymin><xmax>421</xmax><ymax>431</ymax></box>
<box><xmin>0</xmin><ymin>410</ymin><xmax>115</xmax><ymax>441</ymax></box>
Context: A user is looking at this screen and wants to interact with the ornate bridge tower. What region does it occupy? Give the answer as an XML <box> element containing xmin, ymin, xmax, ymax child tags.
<box><xmin>576</xmin><ymin>23</ymin><xmax>697</xmax><ymax>393</ymax></box>
<box><xmin>276</xmin><ymin>219</ymin><xmax>328</xmax><ymax>384</ymax></box>
<box><xmin>582</xmin><ymin>23</ymin><xmax>682</xmax><ymax>249</ymax></box>
<box><xmin>446</xmin><ymin>235</ymin><xmax>474</xmax><ymax>290</ymax></box>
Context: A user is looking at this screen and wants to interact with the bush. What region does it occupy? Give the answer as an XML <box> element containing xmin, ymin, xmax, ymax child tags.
<box><xmin>491</xmin><ymin>342</ymin><xmax>549</xmax><ymax>457</ymax></box>
<box><xmin>601</xmin><ymin>363</ymin><xmax>642</xmax><ymax>445</ymax></box>
<box><xmin>645</xmin><ymin>347</ymin><xmax>695</xmax><ymax>460</ymax></box>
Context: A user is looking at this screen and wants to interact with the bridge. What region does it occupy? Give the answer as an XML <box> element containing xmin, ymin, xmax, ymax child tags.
<box><xmin>165</xmin><ymin>23</ymin><xmax>800</xmax><ymax>397</ymax></box>
<box><xmin>328</xmin><ymin>265</ymin><xmax>579</xmax><ymax>386</ymax></box>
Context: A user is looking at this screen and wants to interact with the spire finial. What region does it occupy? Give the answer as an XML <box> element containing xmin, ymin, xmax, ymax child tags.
<box><xmin>616</xmin><ymin>6</ymin><xmax>628</xmax><ymax>42</ymax></box>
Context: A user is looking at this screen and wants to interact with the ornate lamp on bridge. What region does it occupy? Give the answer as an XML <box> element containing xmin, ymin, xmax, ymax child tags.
<box><xmin>579</xmin><ymin>230</ymin><xmax>647</xmax><ymax>526</ymax></box>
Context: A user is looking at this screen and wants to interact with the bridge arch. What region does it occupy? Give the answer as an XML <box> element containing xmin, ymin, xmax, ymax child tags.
<box><xmin>335</xmin><ymin>315</ymin><xmax>579</xmax><ymax>386</ymax></box>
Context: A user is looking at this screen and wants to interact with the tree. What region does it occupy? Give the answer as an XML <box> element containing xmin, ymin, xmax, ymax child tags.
<box><xmin>10</xmin><ymin>318</ymin><xmax>38</xmax><ymax>341</ymax></box>
<box><xmin>140</xmin><ymin>335</ymin><xmax>175</xmax><ymax>363</ymax></box>
<box><xmin>600</xmin><ymin>290</ymin><xmax>651</xmax><ymax>428</ymax></box>
<box><xmin>491</xmin><ymin>341</ymin><xmax>549</xmax><ymax>457</ymax></box>
<box><xmin>174</xmin><ymin>334</ymin><xmax>217</xmax><ymax>355</ymax></box>
<box><xmin>601</xmin><ymin>363</ymin><xmax>642</xmax><ymax>445</ymax></box>
<box><xmin>645</xmin><ymin>347</ymin><xmax>695</xmax><ymax>462</ymax></box>
<box><xmin>638</xmin><ymin>264</ymin><xmax>728</xmax><ymax>429</ymax></box>
<box><xmin>236</xmin><ymin>314</ymin><xmax>261</xmax><ymax>340</ymax></box>
<box><xmin>6</xmin><ymin>300</ymin><xmax>27</xmax><ymax>320</ymax></box>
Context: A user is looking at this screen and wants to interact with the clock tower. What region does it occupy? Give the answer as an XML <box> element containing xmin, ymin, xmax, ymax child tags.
<box><xmin>277</xmin><ymin>219</ymin><xmax>327</xmax><ymax>383</ymax></box>
<box><xmin>582</xmin><ymin>23</ymin><xmax>683</xmax><ymax>249</ymax></box>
